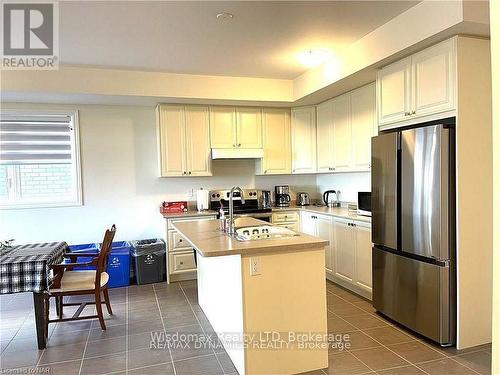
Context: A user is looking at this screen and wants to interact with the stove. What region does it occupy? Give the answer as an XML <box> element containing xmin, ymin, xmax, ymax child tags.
<box><xmin>209</xmin><ymin>189</ymin><xmax>272</xmax><ymax>221</ymax></box>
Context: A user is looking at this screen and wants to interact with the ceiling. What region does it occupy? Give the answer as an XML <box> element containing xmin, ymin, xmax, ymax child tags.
<box><xmin>59</xmin><ymin>1</ymin><xmax>419</xmax><ymax>79</ymax></box>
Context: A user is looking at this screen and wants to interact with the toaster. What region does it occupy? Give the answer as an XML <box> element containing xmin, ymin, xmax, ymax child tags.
<box><xmin>296</xmin><ymin>192</ymin><xmax>310</xmax><ymax>206</ymax></box>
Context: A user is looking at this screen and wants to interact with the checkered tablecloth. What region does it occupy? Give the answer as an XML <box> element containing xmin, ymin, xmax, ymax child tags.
<box><xmin>0</xmin><ymin>242</ymin><xmax>68</xmax><ymax>294</ymax></box>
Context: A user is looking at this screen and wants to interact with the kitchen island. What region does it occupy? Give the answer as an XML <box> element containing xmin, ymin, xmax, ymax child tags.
<box><xmin>172</xmin><ymin>217</ymin><xmax>329</xmax><ymax>375</ymax></box>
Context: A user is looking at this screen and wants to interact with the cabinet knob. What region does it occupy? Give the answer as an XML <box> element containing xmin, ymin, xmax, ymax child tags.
<box><xmin>233</xmin><ymin>144</ymin><xmax>236</xmax><ymax>147</ymax></box>
<box><xmin>183</xmin><ymin>171</ymin><xmax>186</xmax><ymax>175</ymax></box>
<box><xmin>238</xmin><ymin>143</ymin><xmax>241</xmax><ymax>147</ymax></box>
<box><xmin>188</xmin><ymin>171</ymin><xmax>192</xmax><ymax>175</ymax></box>
<box><xmin>264</xmin><ymin>170</ymin><xmax>267</xmax><ymax>174</ymax></box>
<box><xmin>404</xmin><ymin>112</ymin><xmax>409</xmax><ymax>116</ymax></box>
<box><xmin>411</xmin><ymin>110</ymin><xmax>416</xmax><ymax>115</ymax></box>
<box><xmin>180</xmin><ymin>261</ymin><xmax>184</xmax><ymax>265</ymax></box>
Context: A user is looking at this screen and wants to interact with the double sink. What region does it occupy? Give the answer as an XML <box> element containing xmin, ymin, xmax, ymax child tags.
<box><xmin>234</xmin><ymin>225</ymin><xmax>298</xmax><ymax>241</ymax></box>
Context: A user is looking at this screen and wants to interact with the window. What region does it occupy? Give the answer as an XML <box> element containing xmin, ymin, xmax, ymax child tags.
<box><xmin>0</xmin><ymin>110</ymin><xmax>82</xmax><ymax>208</ymax></box>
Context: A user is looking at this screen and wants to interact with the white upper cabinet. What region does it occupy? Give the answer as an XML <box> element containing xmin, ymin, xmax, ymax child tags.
<box><xmin>316</xmin><ymin>82</ymin><xmax>375</xmax><ymax>174</ymax></box>
<box><xmin>185</xmin><ymin>106</ymin><xmax>212</xmax><ymax>176</ymax></box>
<box><xmin>158</xmin><ymin>105</ymin><xmax>186</xmax><ymax>176</ymax></box>
<box><xmin>351</xmin><ymin>83</ymin><xmax>376</xmax><ymax>170</ymax></box>
<box><xmin>259</xmin><ymin>108</ymin><xmax>291</xmax><ymax>175</ymax></box>
<box><xmin>210</xmin><ymin>106</ymin><xmax>262</xmax><ymax>149</ymax></box>
<box><xmin>236</xmin><ymin>108</ymin><xmax>262</xmax><ymax>148</ymax></box>
<box><xmin>377</xmin><ymin>57</ymin><xmax>412</xmax><ymax>126</ymax></box>
<box><xmin>158</xmin><ymin>105</ymin><xmax>211</xmax><ymax>177</ymax></box>
<box><xmin>332</xmin><ymin>94</ymin><xmax>352</xmax><ymax>172</ymax></box>
<box><xmin>412</xmin><ymin>39</ymin><xmax>456</xmax><ymax>117</ymax></box>
<box><xmin>210</xmin><ymin>106</ymin><xmax>236</xmax><ymax>148</ymax></box>
<box><xmin>291</xmin><ymin>106</ymin><xmax>317</xmax><ymax>174</ymax></box>
<box><xmin>377</xmin><ymin>38</ymin><xmax>456</xmax><ymax>128</ymax></box>
<box><xmin>316</xmin><ymin>100</ymin><xmax>335</xmax><ymax>173</ymax></box>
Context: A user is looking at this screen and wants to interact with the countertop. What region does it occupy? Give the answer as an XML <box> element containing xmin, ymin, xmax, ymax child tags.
<box><xmin>172</xmin><ymin>217</ymin><xmax>329</xmax><ymax>257</ymax></box>
<box><xmin>161</xmin><ymin>210</ymin><xmax>217</xmax><ymax>219</ymax></box>
<box><xmin>162</xmin><ymin>205</ymin><xmax>371</xmax><ymax>223</ymax></box>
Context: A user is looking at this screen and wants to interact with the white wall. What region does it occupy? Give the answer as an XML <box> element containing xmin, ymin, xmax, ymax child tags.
<box><xmin>316</xmin><ymin>172</ymin><xmax>370</xmax><ymax>204</ymax></box>
<box><xmin>0</xmin><ymin>103</ymin><xmax>316</xmax><ymax>245</ymax></box>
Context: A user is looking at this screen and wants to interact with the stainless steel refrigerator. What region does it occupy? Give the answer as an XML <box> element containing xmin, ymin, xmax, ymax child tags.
<box><xmin>371</xmin><ymin>122</ymin><xmax>456</xmax><ymax>346</ymax></box>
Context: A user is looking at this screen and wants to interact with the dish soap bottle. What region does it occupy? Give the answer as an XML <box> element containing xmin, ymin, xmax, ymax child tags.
<box><xmin>219</xmin><ymin>203</ymin><xmax>226</xmax><ymax>232</ymax></box>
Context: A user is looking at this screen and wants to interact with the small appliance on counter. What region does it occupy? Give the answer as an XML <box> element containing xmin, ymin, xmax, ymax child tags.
<box><xmin>274</xmin><ymin>185</ymin><xmax>291</xmax><ymax>207</ymax></box>
<box><xmin>261</xmin><ymin>190</ymin><xmax>272</xmax><ymax>209</ymax></box>
<box><xmin>196</xmin><ymin>188</ymin><xmax>209</xmax><ymax>211</ymax></box>
<box><xmin>296</xmin><ymin>192</ymin><xmax>310</xmax><ymax>206</ymax></box>
<box><xmin>160</xmin><ymin>201</ymin><xmax>188</xmax><ymax>214</ymax></box>
<box><xmin>357</xmin><ymin>192</ymin><xmax>371</xmax><ymax>216</ymax></box>
<box><xmin>323</xmin><ymin>190</ymin><xmax>340</xmax><ymax>207</ymax></box>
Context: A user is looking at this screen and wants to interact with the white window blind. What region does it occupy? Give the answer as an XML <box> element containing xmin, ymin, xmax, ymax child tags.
<box><xmin>0</xmin><ymin>111</ymin><xmax>82</xmax><ymax>208</ymax></box>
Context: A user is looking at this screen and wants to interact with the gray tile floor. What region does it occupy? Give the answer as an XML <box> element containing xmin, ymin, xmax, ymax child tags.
<box><xmin>0</xmin><ymin>280</ymin><xmax>492</xmax><ymax>375</ymax></box>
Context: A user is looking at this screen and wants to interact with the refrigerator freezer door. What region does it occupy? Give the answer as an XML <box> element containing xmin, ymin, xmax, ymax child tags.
<box><xmin>371</xmin><ymin>132</ymin><xmax>398</xmax><ymax>249</ymax></box>
<box><xmin>372</xmin><ymin>247</ymin><xmax>454</xmax><ymax>345</ymax></box>
<box><xmin>401</xmin><ymin>125</ymin><xmax>450</xmax><ymax>261</ymax></box>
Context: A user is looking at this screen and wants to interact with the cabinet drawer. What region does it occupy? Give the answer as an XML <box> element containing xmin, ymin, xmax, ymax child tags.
<box><xmin>274</xmin><ymin>222</ymin><xmax>299</xmax><ymax>231</ymax></box>
<box><xmin>168</xmin><ymin>230</ymin><xmax>192</xmax><ymax>251</ymax></box>
<box><xmin>272</xmin><ymin>211</ymin><xmax>299</xmax><ymax>223</ymax></box>
<box><xmin>169</xmin><ymin>251</ymin><xmax>196</xmax><ymax>274</ymax></box>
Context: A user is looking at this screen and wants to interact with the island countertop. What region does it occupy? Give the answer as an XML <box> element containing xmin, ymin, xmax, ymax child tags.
<box><xmin>172</xmin><ymin>217</ymin><xmax>329</xmax><ymax>257</ymax></box>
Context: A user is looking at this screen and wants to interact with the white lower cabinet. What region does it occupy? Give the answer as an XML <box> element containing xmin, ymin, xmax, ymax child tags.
<box><xmin>316</xmin><ymin>215</ymin><xmax>334</xmax><ymax>276</ymax></box>
<box><xmin>354</xmin><ymin>221</ymin><xmax>372</xmax><ymax>294</ymax></box>
<box><xmin>333</xmin><ymin>217</ymin><xmax>373</xmax><ymax>298</ymax></box>
<box><xmin>333</xmin><ymin>218</ymin><xmax>355</xmax><ymax>283</ymax></box>
<box><xmin>300</xmin><ymin>211</ymin><xmax>373</xmax><ymax>299</ymax></box>
<box><xmin>299</xmin><ymin>212</ymin><xmax>334</xmax><ymax>277</ymax></box>
<box><xmin>165</xmin><ymin>215</ymin><xmax>216</xmax><ymax>283</ymax></box>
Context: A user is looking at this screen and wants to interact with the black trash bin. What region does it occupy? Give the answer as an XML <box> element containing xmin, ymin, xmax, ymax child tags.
<box><xmin>130</xmin><ymin>239</ymin><xmax>166</xmax><ymax>285</ymax></box>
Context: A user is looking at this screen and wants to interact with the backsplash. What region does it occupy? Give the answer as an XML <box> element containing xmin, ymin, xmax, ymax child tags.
<box><xmin>316</xmin><ymin>172</ymin><xmax>371</xmax><ymax>203</ymax></box>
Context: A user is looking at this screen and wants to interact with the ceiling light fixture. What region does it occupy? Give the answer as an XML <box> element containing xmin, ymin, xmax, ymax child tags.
<box><xmin>216</xmin><ymin>12</ymin><xmax>234</xmax><ymax>21</ymax></box>
<box><xmin>296</xmin><ymin>49</ymin><xmax>333</xmax><ymax>68</ymax></box>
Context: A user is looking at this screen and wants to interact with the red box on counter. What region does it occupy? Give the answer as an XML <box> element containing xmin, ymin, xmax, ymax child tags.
<box><xmin>160</xmin><ymin>201</ymin><xmax>188</xmax><ymax>214</ymax></box>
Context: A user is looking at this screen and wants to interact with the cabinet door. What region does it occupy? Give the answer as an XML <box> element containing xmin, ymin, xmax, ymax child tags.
<box><xmin>351</xmin><ymin>83</ymin><xmax>376</xmax><ymax>171</ymax></box>
<box><xmin>377</xmin><ymin>57</ymin><xmax>412</xmax><ymax>126</ymax></box>
<box><xmin>261</xmin><ymin>109</ymin><xmax>291</xmax><ymax>174</ymax></box>
<box><xmin>299</xmin><ymin>211</ymin><xmax>316</xmax><ymax>236</ymax></box>
<box><xmin>185</xmin><ymin>106</ymin><xmax>212</xmax><ymax>176</ymax></box>
<box><xmin>236</xmin><ymin>108</ymin><xmax>262</xmax><ymax>148</ymax></box>
<box><xmin>158</xmin><ymin>105</ymin><xmax>186</xmax><ymax>176</ymax></box>
<box><xmin>291</xmin><ymin>107</ymin><xmax>317</xmax><ymax>174</ymax></box>
<box><xmin>317</xmin><ymin>214</ymin><xmax>334</xmax><ymax>275</ymax></box>
<box><xmin>412</xmin><ymin>39</ymin><xmax>456</xmax><ymax>117</ymax></box>
<box><xmin>354</xmin><ymin>221</ymin><xmax>372</xmax><ymax>293</ymax></box>
<box><xmin>334</xmin><ymin>218</ymin><xmax>355</xmax><ymax>282</ymax></box>
<box><xmin>209</xmin><ymin>106</ymin><xmax>236</xmax><ymax>148</ymax></box>
<box><xmin>316</xmin><ymin>100</ymin><xmax>335</xmax><ymax>173</ymax></box>
<box><xmin>332</xmin><ymin>94</ymin><xmax>352</xmax><ymax>171</ymax></box>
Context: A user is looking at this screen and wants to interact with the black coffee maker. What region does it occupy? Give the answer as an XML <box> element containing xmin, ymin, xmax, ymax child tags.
<box><xmin>274</xmin><ymin>185</ymin><xmax>291</xmax><ymax>207</ymax></box>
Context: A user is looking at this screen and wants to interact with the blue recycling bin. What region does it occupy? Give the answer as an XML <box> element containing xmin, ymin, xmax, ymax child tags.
<box><xmin>65</xmin><ymin>243</ymin><xmax>99</xmax><ymax>270</ymax></box>
<box><xmin>102</xmin><ymin>241</ymin><xmax>131</xmax><ymax>288</ymax></box>
<box><xmin>66</xmin><ymin>241</ymin><xmax>131</xmax><ymax>288</ymax></box>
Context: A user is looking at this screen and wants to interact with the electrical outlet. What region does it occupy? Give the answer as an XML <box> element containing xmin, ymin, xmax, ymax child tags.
<box><xmin>250</xmin><ymin>257</ymin><xmax>261</xmax><ymax>276</ymax></box>
<box><xmin>187</xmin><ymin>188</ymin><xmax>194</xmax><ymax>198</ymax></box>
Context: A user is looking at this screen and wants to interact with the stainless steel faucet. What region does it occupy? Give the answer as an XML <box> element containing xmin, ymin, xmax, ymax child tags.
<box><xmin>228</xmin><ymin>186</ymin><xmax>245</xmax><ymax>235</ymax></box>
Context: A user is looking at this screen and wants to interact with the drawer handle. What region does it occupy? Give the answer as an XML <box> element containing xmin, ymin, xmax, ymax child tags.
<box><xmin>179</xmin><ymin>239</ymin><xmax>182</xmax><ymax>242</ymax></box>
<box><xmin>180</xmin><ymin>261</ymin><xmax>184</xmax><ymax>265</ymax></box>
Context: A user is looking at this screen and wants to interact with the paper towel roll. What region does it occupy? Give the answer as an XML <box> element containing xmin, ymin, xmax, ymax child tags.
<box><xmin>196</xmin><ymin>189</ymin><xmax>209</xmax><ymax>211</ymax></box>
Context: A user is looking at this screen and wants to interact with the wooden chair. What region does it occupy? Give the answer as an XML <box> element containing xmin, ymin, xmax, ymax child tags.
<box><xmin>46</xmin><ymin>225</ymin><xmax>116</xmax><ymax>332</ymax></box>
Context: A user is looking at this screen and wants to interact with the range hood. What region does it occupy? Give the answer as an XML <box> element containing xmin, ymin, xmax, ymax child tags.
<box><xmin>211</xmin><ymin>148</ymin><xmax>264</xmax><ymax>159</ymax></box>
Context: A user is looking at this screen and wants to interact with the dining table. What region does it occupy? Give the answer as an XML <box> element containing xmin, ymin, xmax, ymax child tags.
<box><xmin>0</xmin><ymin>242</ymin><xmax>68</xmax><ymax>349</ymax></box>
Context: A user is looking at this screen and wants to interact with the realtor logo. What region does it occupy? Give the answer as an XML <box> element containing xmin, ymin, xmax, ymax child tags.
<box><xmin>1</xmin><ymin>1</ymin><xmax>59</xmax><ymax>69</ymax></box>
